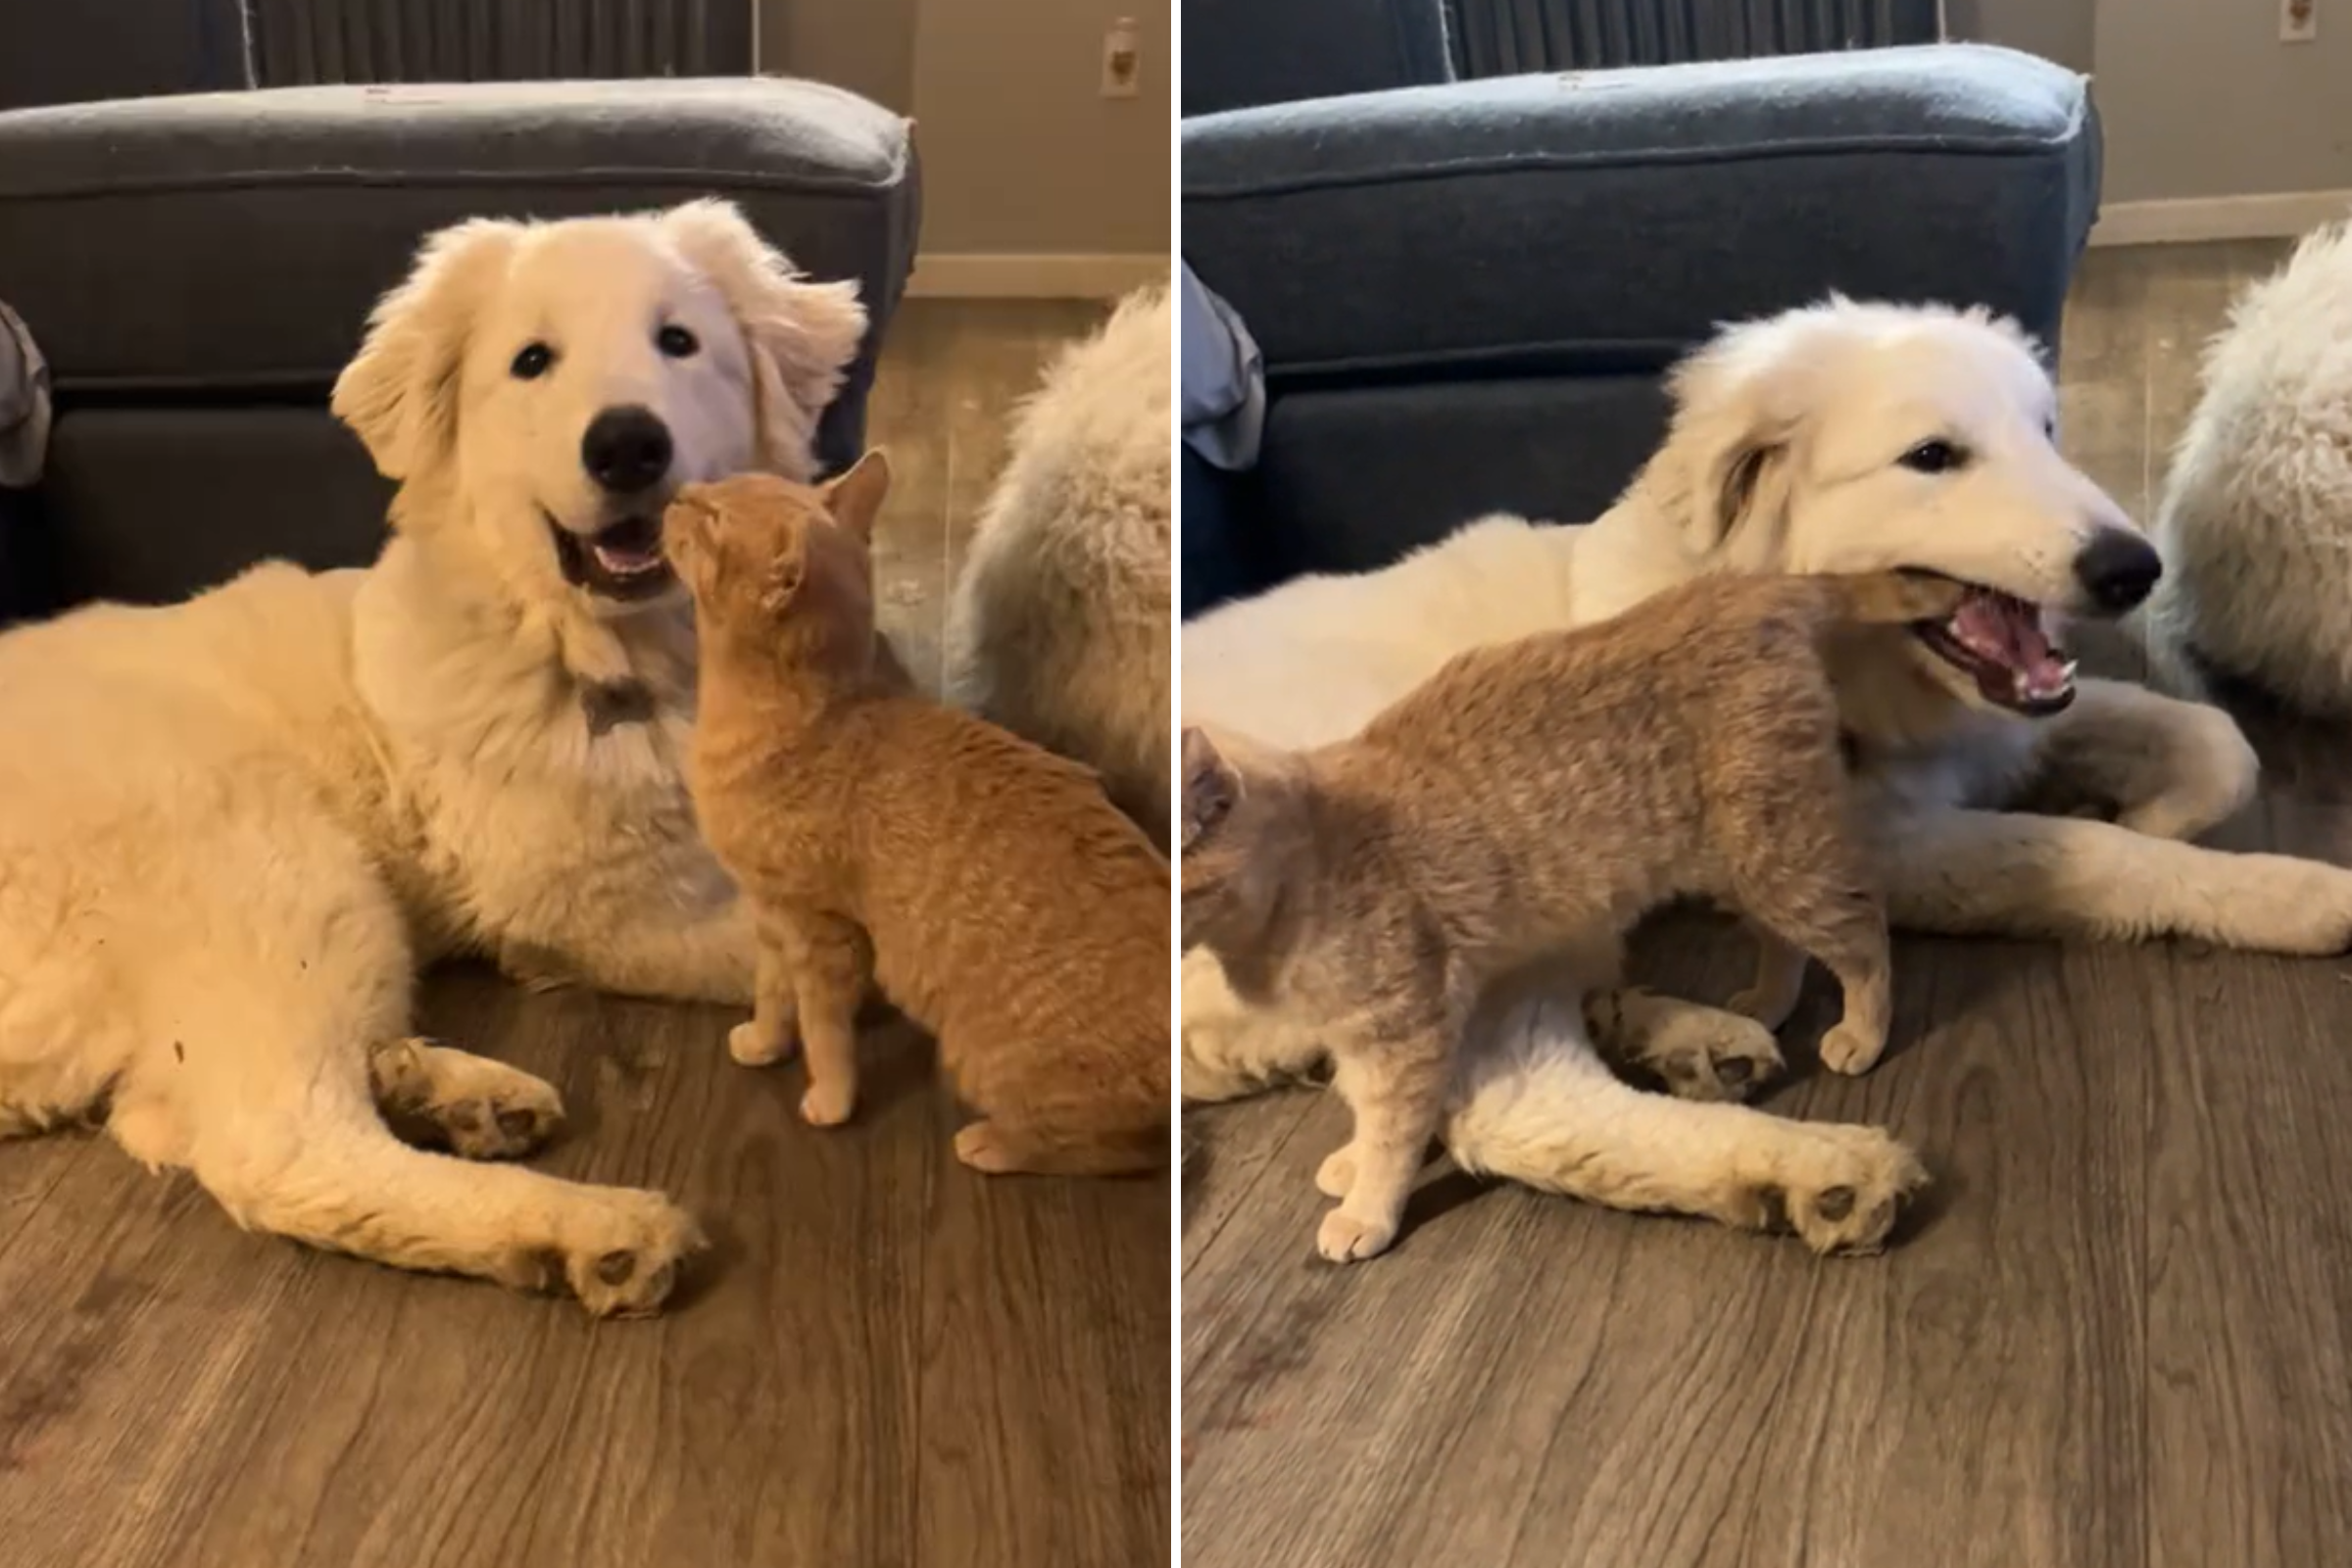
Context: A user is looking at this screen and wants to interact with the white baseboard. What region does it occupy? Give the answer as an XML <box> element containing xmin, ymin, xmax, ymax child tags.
<box><xmin>2090</xmin><ymin>189</ymin><xmax>2352</xmax><ymax>247</ymax></box>
<box><xmin>904</xmin><ymin>253</ymin><xmax>1169</xmax><ymax>300</ymax></box>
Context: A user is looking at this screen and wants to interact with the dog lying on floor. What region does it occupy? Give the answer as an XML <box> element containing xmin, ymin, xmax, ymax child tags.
<box><xmin>1182</xmin><ymin>297</ymin><xmax>2340</xmax><ymax>1247</ymax></box>
<box><xmin>0</xmin><ymin>200</ymin><xmax>866</xmax><ymax>1315</ymax></box>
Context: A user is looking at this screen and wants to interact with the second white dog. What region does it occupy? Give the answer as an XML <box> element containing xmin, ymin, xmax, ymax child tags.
<box><xmin>2142</xmin><ymin>220</ymin><xmax>2352</xmax><ymax>712</ymax></box>
<box><xmin>945</xmin><ymin>284</ymin><xmax>1173</xmax><ymax>846</ymax></box>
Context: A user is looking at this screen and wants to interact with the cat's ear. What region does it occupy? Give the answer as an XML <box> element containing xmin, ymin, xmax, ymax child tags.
<box><xmin>1181</xmin><ymin>727</ymin><xmax>1244</xmax><ymax>853</ymax></box>
<box><xmin>819</xmin><ymin>449</ymin><xmax>891</xmax><ymax>543</ymax></box>
<box><xmin>759</xmin><ymin>526</ymin><xmax>810</xmax><ymax>615</ymax></box>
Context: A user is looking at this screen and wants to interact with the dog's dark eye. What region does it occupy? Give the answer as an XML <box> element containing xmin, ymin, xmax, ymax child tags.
<box><xmin>657</xmin><ymin>324</ymin><xmax>700</xmax><ymax>359</ymax></box>
<box><xmin>511</xmin><ymin>342</ymin><xmax>555</xmax><ymax>380</ymax></box>
<box><xmin>1899</xmin><ymin>438</ymin><xmax>1969</xmax><ymax>474</ymax></box>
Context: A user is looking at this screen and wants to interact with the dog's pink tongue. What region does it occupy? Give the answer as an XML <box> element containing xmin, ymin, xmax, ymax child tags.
<box><xmin>594</xmin><ymin>542</ymin><xmax>662</xmax><ymax>575</ymax></box>
<box><xmin>1952</xmin><ymin>594</ymin><xmax>2068</xmax><ymax>686</ymax></box>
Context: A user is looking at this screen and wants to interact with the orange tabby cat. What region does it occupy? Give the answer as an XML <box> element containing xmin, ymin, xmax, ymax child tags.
<box><xmin>664</xmin><ymin>456</ymin><xmax>1169</xmax><ymax>1175</ymax></box>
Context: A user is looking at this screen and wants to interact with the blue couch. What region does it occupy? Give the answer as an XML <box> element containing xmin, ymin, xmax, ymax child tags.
<box><xmin>0</xmin><ymin>5</ymin><xmax>915</xmax><ymax>623</ymax></box>
<box><xmin>1179</xmin><ymin>4</ymin><xmax>2102</xmax><ymax>616</ymax></box>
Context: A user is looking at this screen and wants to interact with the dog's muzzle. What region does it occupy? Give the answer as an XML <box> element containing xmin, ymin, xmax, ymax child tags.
<box><xmin>546</xmin><ymin>511</ymin><xmax>674</xmax><ymax>602</ymax></box>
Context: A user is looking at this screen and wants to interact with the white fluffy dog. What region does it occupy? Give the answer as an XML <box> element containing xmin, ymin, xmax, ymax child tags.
<box><xmin>1184</xmin><ymin>298</ymin><xmax>2349</xmax><ymax>1251</ymax></box>
<box><xmin>945</xmin><ymin>285</ymin><xmax>1172</xmax><ymax>845</ymax></box>
<box><xmin>2143</xmin><ymin>221</ymin><xmax>2352</xmax><ymax>711</ymax></box>
<box><xmin>0</xmin><ymin>200</ymin><xmax>864</xmax><ymax>1315</ymax></box>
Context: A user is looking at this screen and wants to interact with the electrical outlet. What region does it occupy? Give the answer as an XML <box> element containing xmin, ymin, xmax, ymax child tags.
<box><xmin>2283</xmin><ymin>0</ymin><xmax>2319</xmax><ymax>43</ymax></box>
<box><xmin>1102</xmin><ymin>17</ymin><xmax>1141</xmax><ymax>98</ymax></box>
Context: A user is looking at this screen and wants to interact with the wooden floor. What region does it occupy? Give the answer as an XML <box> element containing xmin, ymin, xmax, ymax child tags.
<box><xmin>0</xmin><ymin>300</ymin><xmax>1170</xmax><ymax>1568</ymax></box>
<box><xmin>1181</xmin><ymin>241</ymin><xmax>2352</xmax><ymax>1568</ymax></box>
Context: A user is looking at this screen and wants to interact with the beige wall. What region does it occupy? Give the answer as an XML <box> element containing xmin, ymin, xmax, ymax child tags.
<box><xmin>759</xmin><ymin>0</ymin><xmax>915</xmax><ymax>112</ymax></box>
<box><xmin>908</xmin><ymin>0</ymin><xmax>1170</xmax><ymax>255</ymax></box>
<box><xmin>1947</xmin><ymin>0</ymin><xmax>2093</xmax><ymax>72</ymax></box>
<box><xmin>2088</xmin><ymin>0</ymin><xmax>2352</xmax><ymax>202</ymax></box>
<box><xmin>760</xmin><ymin>0</ymin><xmax>1169</xmax><ymax>257</ymax></box>
<box><xmin>1960</xmin><ymin>0</ymin><xmax>2352</xmax><ymax>203</ymax></box>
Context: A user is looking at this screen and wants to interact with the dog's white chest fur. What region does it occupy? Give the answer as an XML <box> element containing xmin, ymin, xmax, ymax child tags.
<box><xmin>349</xmin><ymin>537</ymin><xmax>734</xmax><ymax>964</ymax></box>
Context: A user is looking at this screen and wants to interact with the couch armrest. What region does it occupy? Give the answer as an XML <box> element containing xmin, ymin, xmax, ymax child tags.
<box><xmin>1180</xmin><ymin>0</ymin><xmax>1453</xmax><ymax>118</ymax></box>
<box><xmin>1183</xmin><ymin>44</ymin><xmax>2099</xmax><ymax>380</ymax></box>
<box><xmin>0</xmin><ymin>78</ymin><xmax>918</xmax><ymax>471</ymax></box>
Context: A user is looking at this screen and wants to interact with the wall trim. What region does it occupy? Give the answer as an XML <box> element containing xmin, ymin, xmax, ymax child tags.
<box><xmin>904</xmin><ymin>253</ymin><xmax>1169</xmax><ymax>300</ymax></box>
<box><xmin>2090</xmin><ymin>189</ymin><xmax>2352</xmax><ymax>248</ymax></box>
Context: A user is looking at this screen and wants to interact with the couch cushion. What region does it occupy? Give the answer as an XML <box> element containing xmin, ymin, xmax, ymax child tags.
<box><xmin>31</xmin><ymin>406</ymin><xmax>393</xmax><ymax>608</ymax></box>
<box><xmin>1182</xmin><ymin>44</ymin><xmax>2097</xmax><ymax>380</ymax></box>
<box><xmin>1250</xmin><ymin>374</ymin><xmax>1671</xmax><ymax>582</ymax></box>
<box><xmin>0</xmin><ymin>77</ymin><xmax>918</xmax><ymax>394</ymax></box>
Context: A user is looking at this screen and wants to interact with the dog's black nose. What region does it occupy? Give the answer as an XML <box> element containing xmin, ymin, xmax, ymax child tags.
<box><xmin>581</xmin><ymin>405</ymin><xmax>673</xmax><ymax>495</ymax></box>
<box><xmin>2073</xmin><ymin>528</ymin><xmax>2162</xmax><ymax>612</ymax></box>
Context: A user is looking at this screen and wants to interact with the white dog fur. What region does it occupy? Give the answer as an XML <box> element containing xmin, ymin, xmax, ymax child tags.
<box><xmin>945</xmin><ymin>284</ymin><xmax>1173</xmax><ymax>846</ymax></box>
<box><xmin>1183</xmin><ymin>297</ymin><xmax>2351</xmax><ymax>1249</ymax></box>
<box><xmin>0</xmin><ymin>200</ymin><xmax>864</xmax><ymax>1314</ymax></box>
<box><xmin>2142</xmin><ymin>220</ymin><xmax>2352</xmax><ymax>712</ymax></box>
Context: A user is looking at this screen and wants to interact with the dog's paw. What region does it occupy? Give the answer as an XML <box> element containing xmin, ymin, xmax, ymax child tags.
<box><xmin>439</xmin><ymin>1081</ymin><xmax>565</xmax><ymax>1159</ymax></box>
<box><xmin>800</xmin><ymin>1077</ymin><xmax>855</xmax><ymax>1128</ymax></box>
<box><xmin>2228</xmin><ymin>858</ymin><xmax>2352</xmax><ymax>956</ymax></box>
<box><xmin>1638</xmin><ymin>1009</ymin><xmax>1786</xmax><ymax>1102</ymax></box>
<box><xmin>1316</xmin><ymin>1207</ymin><xmax>1396</xmax><ymax>1263</ymax></box>
<box><xmin>373</xmin><ymin>1040</ymin><xmax>564</xmax><ymax>1159</ymax></box>
<box><xmin>1313</xmin><ymin>1146</ymin><xmax>1357</xmax><ymax>1199</ymax></box>
<box><xmin>727</xmin><ymin>1019</ymin><xmax>797</xmax><ymax>1068</ymax></box>
<box><xmin>532</xmin><ymin>1191</ymin><xmax>706</xmax><ymax>1318</ymax></box>
<box><xmin>1725</xmin><ymin>970</ymin><xmax>1805</xmax><ymax>1033</ymax></box>
<box><xmin>1739</xmin><ymin>1125</ymin><xmax>1927</xmax><ymax>1255</ymax></box>
<box><xmin>1818</xmin><ymin>1019</ymin><xmax>1889</xmax><ymax>1077</ymax></box>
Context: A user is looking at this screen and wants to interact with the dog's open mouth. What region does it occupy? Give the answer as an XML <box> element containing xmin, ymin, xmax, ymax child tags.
<box><xmin>1912</xmin><ymin>583</ymin><xmax>2078</xmax><ymax>715</ymax></box>
<box><xmin>546</xmin><ymin>512</ymin><xmax>674</xmax><ymax>601</ymax></box>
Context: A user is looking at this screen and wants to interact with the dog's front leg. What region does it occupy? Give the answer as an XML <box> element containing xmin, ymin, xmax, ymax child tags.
<box><xmin>1180</xmin><ymin>948</ymin><xmax>1328</xmax><ymax>1102</ymax></box>
<box><xmin>1886</xmin><ymin>806</ymin><xmax>2352</xmax><ymax>954</ymax></box>
<box><xmin>1443</xmin><ymin>992</ymin><xmax>1923</xmax><ymax>1254</ymax></box>
<box><xmin>2022</xmin><ymin>676</ymin><xmax>2258</xmax><ymax>842</ymax></box>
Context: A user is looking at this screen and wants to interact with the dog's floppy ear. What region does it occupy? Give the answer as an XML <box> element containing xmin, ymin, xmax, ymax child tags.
<box><xmin>1650</xmin><ymin>325</ymin><xmax>1802</xmax><ymax>557</ymax></box>
<box><xmin>662</xmin><ymin>199</ymin><xmax>867</xmax><ymax>479</ymax></box>
<box><xmin>819</xmin><ymin>450</ymin><xmax>892</xmax><ymax>543</ymax></box>
<box><xmin>1180</xmin><ymin>727</ymin><xmax>1244</xmax><ymax>854</ymax></box>
<box><xmin>331</xmin><ymin>219</ymin><xmax>521</xmax><ymax>481</ymax></box>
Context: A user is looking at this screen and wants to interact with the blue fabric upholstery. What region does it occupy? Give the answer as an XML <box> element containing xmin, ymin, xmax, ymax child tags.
<box><xmin>1178</xmin><ymin>41</ymin><xmax>2102</xmax><ymax>613</ymax></box>
<box><xmin>1186</xmin><ymin>45</ymin><xmax>2095</xmax><ymax>377</ymax></box>
<box><xmin>0</xmin><ymin>77</ymin><xmax>916</xmax><ymax>617</ymax></box>
<box><xmin>1180</xmin><ymin>0</ymin><xmax>1453</xmax><ymax>117</ymax></box>
<box><xmin>1181</xmin><ymin>448</ymin><xmax>1267</xmax><ymax>619</ymax></box>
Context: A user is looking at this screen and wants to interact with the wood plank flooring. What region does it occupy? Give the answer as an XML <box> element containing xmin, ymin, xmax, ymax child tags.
<box><xmin>0</xmin><ymin>299</ymin><xmax>1168</xmax><ymax>1568</ymax></box>
<box><xmin>1181</xmin><ymin>240</ymin><xmax>2352</xmax><ymax>1568</ymax></box>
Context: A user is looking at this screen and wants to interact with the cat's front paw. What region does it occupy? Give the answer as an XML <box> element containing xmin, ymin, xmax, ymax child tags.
<box><xmin>800</xmin><ymin>1076</ymin><xmax>856</xmax><ymax>1127</ymax></box>
<box><xmin>728</xmin><ymin>1019</ymin><xmax>797</xmax><ymax>1068</ymax></box>
<box><xmin>1316</xmin><ymin>1208</ymin><xmax>1396</xmax><ymax>1263</ymax></box>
